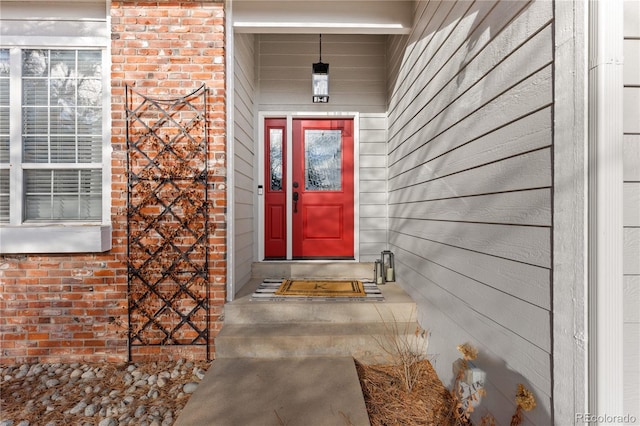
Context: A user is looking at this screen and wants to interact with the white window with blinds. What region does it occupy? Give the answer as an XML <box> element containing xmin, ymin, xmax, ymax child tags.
<box><xmin>0</xmin><ymin>0</ymin><xmax>112</xmax><ymax>253</ymax></box>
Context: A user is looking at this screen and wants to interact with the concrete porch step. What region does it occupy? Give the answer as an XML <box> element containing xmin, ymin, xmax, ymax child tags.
<box><xmin>215</xmin><ymin>321</ymin><xmax>422</xmax><ymax>364</ymax></box>
<box><xmin>226</xmin><ymin>280</ymin><xmax>416</xmax><ymax>325</ymax></box>
<box><xmin>251</xmin><ymin>261</ymin><xmax>376</xmax><ymax>280</ymax></box>
<box><xmin>218</xmin><ymin>265</ymin><xmax>420</xmax><ymax>363</ymax></box>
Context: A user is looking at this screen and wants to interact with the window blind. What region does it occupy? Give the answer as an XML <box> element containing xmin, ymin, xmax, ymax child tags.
<box><xmin>24</xmin><ymin>169</ymin><xmax>102</xmax><ymax>221</ymax></box>
<box><xmin>20</xmin><ymin>49</ymin><xmax>103</xmax><ymax>221</ymax></box>
<box><xmin>0</xmin><ymin>170</ymin><xmax>8</xmax><ymax>223</ymax></box>
<box><xmin>0</xmin><ymin>49</ymin><xmax>9</xmax><ymax>223</ymax></box>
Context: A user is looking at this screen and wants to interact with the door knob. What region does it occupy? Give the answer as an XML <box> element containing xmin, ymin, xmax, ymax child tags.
<box><xmin>292</xmin><ymin>191</ymin><xmax>299</xmax><ymax>213</ymax></box>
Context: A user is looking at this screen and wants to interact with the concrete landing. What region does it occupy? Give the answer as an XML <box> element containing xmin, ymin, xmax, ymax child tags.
<box><xmin>174</xmin><ymin>357</ymin><xmax>370</xmax><ymax>426</ymax></box>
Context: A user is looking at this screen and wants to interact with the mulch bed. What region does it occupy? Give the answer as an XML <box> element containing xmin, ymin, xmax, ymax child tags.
<box><xmin>356</xmin><ymin>359</ymin><xmax>461</xmax><ymax>425</ymax></box>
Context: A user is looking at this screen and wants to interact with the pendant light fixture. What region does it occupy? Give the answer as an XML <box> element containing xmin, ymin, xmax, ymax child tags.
<box><xmin>312</xmin><ymin>34</ymin><xmax>329</xmax><ymax>103</ymax></box>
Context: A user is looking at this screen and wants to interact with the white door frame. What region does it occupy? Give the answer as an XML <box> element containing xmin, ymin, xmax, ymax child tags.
<box><xmin>225</xmin><ymin>0</ymin><xmax>235</xmax><ymax>301</ymax></box>
<box><xmin>257</xmin><ymin>111</ymin><xmax>360</xmax><ymax>261</ymax></box>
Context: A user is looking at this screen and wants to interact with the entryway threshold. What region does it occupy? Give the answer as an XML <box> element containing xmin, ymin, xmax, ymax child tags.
<box><xmin>174</xmin><ymin>356</ymin><xmax>370</xmax><ymax>426</ymax></box>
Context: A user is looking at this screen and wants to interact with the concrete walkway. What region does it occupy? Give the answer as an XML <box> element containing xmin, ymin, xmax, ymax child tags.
<box><xmin>174</xmin><ymin>356</ymin><xmax>371</xmax><ymax>426</ymax></box>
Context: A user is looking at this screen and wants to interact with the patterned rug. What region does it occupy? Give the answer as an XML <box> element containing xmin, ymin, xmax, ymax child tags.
<box><xmin>276</xmin><ymin>279</ymin><xmax>365</xmax><ymax>297</ymax></box>
<box><xmin>251</xmin><ymin>279</ymin><xmax>384</xmax><ymax>302</ymax></box>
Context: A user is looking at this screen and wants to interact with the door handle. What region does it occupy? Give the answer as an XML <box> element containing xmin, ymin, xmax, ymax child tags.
<box><xmin>293</xmin><ymin>191</ymin><xmax>299</xmax><ymax>213</ymax></box>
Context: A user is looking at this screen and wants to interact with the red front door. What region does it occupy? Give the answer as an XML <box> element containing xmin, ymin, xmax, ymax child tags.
<box><xmin>264</xmin><ymin>118</ymin><xmax>354</xmax><ymax>259</ymax></box>
<box><xmin>292</xmin><ymin>119</ymin><xmax>354</xmax><ymax>258</ymax></box>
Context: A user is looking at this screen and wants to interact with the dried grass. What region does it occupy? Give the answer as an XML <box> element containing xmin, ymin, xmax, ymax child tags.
<box><xmin>372</xmin><ymin>307</ymin><xmax>430</xmax><ymax>394</ymax></box>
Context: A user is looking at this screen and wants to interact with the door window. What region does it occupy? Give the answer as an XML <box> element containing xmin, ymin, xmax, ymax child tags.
<box><xmin>304</xmin><ymin>129</ymin><xmax>342</xmax><ymax>191</ymax></box>
<box><xmin>269</xmin><ymin>128</ymin><xmax>283</xmax><ymax>191</ymax></box>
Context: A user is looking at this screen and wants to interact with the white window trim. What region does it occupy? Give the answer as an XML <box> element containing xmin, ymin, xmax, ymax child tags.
<box><xmin>0</xmin><ymin>46</ymin><xmax>112</xmax><ymax>254</ymax></box>
<box><xmin>0</xmin><ymin>224</ymin><xmax>111</xmax><ymax>253</ymax></box>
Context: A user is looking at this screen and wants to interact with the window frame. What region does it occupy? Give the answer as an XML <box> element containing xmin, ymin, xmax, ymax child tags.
<box><xmin>0</xmin><ymin>42</ymin><xmax>111</xmax><ymax>254</ymax></box>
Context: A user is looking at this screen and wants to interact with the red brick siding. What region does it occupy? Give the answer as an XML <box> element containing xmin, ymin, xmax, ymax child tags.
<box><xmin>0</xmin><ymin>255</ymin><xmax>129</xmax><ymax>363</ymax></box>
<box><xmin>0</xmin><ymin>0</ymin><xmax>227</xmax><ymax>364</ymax></box>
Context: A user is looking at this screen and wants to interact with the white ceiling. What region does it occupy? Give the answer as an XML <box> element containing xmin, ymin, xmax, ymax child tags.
<box><xmin>232</xmin><ymin>0</ymin><xmax>414</xmax><ymax>34</ymax></box>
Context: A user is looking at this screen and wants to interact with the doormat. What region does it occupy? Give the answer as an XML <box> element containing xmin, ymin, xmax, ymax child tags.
<box><xmin>276</xmin><ymin>279</ymin><xmax>366</xmax><ymax>297</ymax></box>
<box><xmin>251</xmin><ymin>279</ymin><xmax>384</xmax><ymax>302</ymax></box>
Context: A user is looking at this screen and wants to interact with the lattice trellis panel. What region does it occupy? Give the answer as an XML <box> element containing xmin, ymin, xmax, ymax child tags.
<box><xmin>125</xmin><ymin>85</ymin><xmax>210</xmax><ymax>360</ymax></box>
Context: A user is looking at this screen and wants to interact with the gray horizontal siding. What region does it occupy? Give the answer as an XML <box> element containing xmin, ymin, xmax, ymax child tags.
<box><xmin>233</xmin><ymin>33</ymin><xmax>257</xmax><ymax>293</ymax></box>
<box><xmin>258</xmin><ymin>34</ymin><xmax>387</xmax><ymax>113</ymax></box>
<box><xmin>359</xmin><ymin>113</ymin><xmax>388</xmax><ymax>261</ymax></box>
<box><xmin>387</xmin><ymin>0</ymin><xmax>553</xmax><ymax>423</ymax></box>
<box><xmin>623</xmin><ymin>0</ymin><xmax>640</xmax><ymax>418</ymax></box>
<box><xmin>389</xmin><ymin>188</ymin><xmax>551</xmax><ymax>227</ymax></box>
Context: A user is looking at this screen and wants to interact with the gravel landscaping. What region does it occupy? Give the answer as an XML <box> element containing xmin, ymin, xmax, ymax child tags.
<box><xmin>0</xmin><ymin>359</ymin><xmax>211</xmax><ymax>426</ymax></box>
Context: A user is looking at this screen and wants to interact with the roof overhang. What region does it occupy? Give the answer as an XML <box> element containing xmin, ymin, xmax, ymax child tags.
<box><xmin>232</xmin><ymin>0</ymin><xmax>413</xmax><ymax>34</ymax></box>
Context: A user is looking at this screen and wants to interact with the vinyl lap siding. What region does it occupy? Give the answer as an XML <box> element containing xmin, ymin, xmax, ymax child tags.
<box><xmin>258</xmin><ymin>34</ymin><xmax>387</xmax><ymax>113</ymax></box>
<box><xmin>623</xmin><ymin>1</ymin><xmax>640</xmax><ymax>420</ymax></box>
<box><xmin>359</xmin><ymin>114</ymin><xmax>388</xmax><ymax>261</ymax></box>
<box><xmin>387</xmin><ymin>1</ymin><xmax>553</xmax><ymax>424</ymax></box>
<box><xmin>233</xmin><ymin>33</ymin><xmax>257</xmax><ymax>293</ymax></box>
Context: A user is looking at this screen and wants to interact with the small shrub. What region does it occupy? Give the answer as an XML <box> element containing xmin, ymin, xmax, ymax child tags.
<box><xmin>373</xmin><ymin>307</ymin><xmax>429</xmax><ymax>393</ymax></box>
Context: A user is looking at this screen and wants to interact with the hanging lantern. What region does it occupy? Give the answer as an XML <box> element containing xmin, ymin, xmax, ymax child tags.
<box><xmin>312</xmin><ymin>34</ymin><xmax>329</xmax><ymax>103</ymax></box>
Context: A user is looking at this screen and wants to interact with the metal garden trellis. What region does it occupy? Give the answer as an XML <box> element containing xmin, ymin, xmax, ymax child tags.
<box><xmin>125</xmin><ymin>84</ymin><xmax>211</xmax><ymax>360</ymax></box>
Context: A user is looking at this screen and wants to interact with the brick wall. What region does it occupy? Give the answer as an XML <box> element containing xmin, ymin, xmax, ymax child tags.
<box><xmin>0</xmin><ymin>255</ymin><xmax>129</xmax><ymax>363</ymax></box>
<box><xmin>0</xmin><ymin>0</ymin><xmax>227</xmax><ymax>364</ymax></box>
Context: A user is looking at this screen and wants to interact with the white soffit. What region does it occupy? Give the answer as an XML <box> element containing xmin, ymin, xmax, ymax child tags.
<box><xmin>233</xmin><ymin>0</ymin><xmax>413</xmax><ymax>34</ymax></box>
